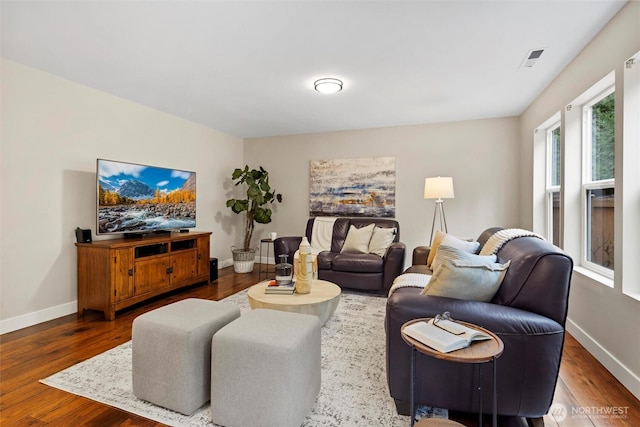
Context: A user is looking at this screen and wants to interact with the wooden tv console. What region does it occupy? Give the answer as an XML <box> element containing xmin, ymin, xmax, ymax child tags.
<box><xmin>76</xmin><ymin>231</ymin><xmax>212</xmax><ymax>320</ymax></box>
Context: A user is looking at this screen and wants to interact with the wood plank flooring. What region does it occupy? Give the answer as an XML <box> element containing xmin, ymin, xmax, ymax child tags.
<box><xmin>1</xmin><ymin>265</ymin><xmax>638</xmax><ymax>426</ymax></box>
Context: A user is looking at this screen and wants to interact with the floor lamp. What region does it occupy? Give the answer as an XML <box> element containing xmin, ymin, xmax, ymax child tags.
<box><xmin>424</xmin><ymin>177</ymin><xmax>455</xmax><ymax>244</ymax></box>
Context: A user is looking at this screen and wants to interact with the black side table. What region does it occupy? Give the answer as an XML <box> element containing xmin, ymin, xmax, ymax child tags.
<box><xmin>258</xmin><ymin>238</ymin><xmax>275</xmax><ymax>281</ymax></box>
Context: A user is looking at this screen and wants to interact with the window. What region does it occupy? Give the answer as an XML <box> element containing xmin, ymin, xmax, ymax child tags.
<box><xmin>546</xmin><ymin>123</ymin><xmax>561</xmax><ymax>246</ymax></box>
<box><xmin>583</xmin><ymin>89</ymin><xmax>615</xmax><ymax>274</ymax></box>
<box><xmin>534</xmin><ymin>70</ymin><xmax>620</xmax><ymax>285</ymax></box>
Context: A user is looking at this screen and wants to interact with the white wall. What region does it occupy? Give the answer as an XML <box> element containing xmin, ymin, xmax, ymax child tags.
<box><xmin>519</xmin><ymin>2</ymin><xmax>640</xmax><ymax>399</ymax></box>
<box><xmin>0</xmin><ymin>59</ymin><xmax>244</xmax><ymax>333</ymax></box>
<box><xmin>244</xmin><ymin>117</ymin><xmax>521</xmax><ymax>268</ymax></box>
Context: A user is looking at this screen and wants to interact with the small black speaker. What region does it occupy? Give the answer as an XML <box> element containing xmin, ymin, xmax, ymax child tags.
<box><xmin>75</xmin><ymin>227</ymin><xmax>92</xmax><ymax>243</ymax></box>
<box><xmin>210</xmin><ymin>258</ymin><xmax>218</xmax><ymax>282</ymax></box>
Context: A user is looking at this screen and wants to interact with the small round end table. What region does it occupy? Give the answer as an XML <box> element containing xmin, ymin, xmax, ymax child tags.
<box><xmin>401</xmin><ymin>318</ymin><xmax>504</xmax><ymax>427</ymax></box>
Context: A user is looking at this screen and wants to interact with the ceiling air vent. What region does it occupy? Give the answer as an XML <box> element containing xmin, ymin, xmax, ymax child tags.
<box><xmin>521</xmin><ymin>48</ymin><xmax>545</xmax><ymax>68</ymax></box>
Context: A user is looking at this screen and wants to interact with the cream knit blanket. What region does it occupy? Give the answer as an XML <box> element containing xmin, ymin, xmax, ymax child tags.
<box><xmin>479</xmin><ymin>228</ymin><xmax>544</xmax><ymax>256</ymax></box>
<box><xmin>388</xmin><ymin>273</ymin><xmax>432</xmax><ymax>297</ymax></box>
<box><xmin>310</xmin><ymin>217</ymin><xmax>337</xmax><ymax>254</ymax></box>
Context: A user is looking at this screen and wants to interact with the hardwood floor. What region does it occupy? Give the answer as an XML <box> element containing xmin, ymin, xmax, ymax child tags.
<box><xmin>1</xmin><ymin>265</ymin><xmax>638</xmax><ymax>426</ymax></box>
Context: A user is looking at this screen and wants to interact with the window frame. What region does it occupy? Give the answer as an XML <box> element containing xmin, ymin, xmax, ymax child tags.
<box><xmin>581</xmin><ymin>86</ymin><xmax>615</xmax><ymax>278</ymax></box>
<box><xmin>545</xmin><ymin>122</ymin><xmax>561</xmax><ymax>245</ymax></box>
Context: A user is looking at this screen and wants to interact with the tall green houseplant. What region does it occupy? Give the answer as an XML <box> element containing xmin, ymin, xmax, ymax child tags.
<box><xmin>226</xmin><ymin>165</ymin><xmax>282</xmax><ymax>251</ymax></box>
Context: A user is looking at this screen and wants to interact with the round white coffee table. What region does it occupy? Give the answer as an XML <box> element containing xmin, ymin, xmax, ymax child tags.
<box><xmin>247</xmin><ymin>279</ymin><xmax>341</xmax><ymax>326</ymax></box>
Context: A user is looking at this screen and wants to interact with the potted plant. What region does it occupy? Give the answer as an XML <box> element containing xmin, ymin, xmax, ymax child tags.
<box><xmin>226</xmin><ymin>165</ymin><xmax>282</xmax><ymax>273</ymax></box>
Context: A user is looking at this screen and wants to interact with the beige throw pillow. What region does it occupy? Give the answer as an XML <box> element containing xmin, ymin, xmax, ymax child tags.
<box><xmin>427</xmin><ymin>231</ymin><xmax>447</xmax><ymax>267</ymax></box>
<box><xmin>368</xmin><ymin>226</ymin><xmax>396</xmax><ymax>257</ymax></box>
<box><xmin>422</xmin><ymin>258</ymin><xmax>511</xmax><ymax>302</ymax></box>
<box><xmin>340</xmin><ymin>223</ymin><xmax>375</xmax><ymax>254</ymax></box>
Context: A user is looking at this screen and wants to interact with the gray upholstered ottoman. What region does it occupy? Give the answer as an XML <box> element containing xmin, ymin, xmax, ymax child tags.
<box><xmin>132</xmin><ymin>298</ymin><xmax>240</xmax><ymax>415</ymax></box>
<box><xmin>210</xmin><ymin>309</ymin><xmax>322</xmax><ymax>427</ymax></box>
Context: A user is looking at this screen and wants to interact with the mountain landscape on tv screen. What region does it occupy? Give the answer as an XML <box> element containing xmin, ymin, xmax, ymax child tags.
<box><xmin>97</xmin><ymin>160</ymin><xmax>196</xmax><ymax>234</ymax></box>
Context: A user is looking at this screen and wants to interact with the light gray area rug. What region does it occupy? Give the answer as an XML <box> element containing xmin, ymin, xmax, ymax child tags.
<box><xmin>41</xmin><ymin>289</ymin><xmax>446</xmax><ymax>426</ymax></box>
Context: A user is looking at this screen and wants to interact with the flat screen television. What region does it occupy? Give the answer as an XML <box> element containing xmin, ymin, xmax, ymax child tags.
<box><xmin>97</xmin><ymin>159</ymin><xmax>196</xmax><ymax>235</ymax></box>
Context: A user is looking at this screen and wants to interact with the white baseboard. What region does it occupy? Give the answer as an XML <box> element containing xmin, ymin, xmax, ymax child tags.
<box><xmin>218</xmin><ymin>257</ymin><xmax>234</xmax><ymax>269</ymax></box>
<box><xmin>0</xmin><ymin>301</ymin><xmax>77</xmax><ymax>335</ymax></box>
<box><xmin>566</xmin><ymin>318</ymin><xmax>640</xmax><ymax>401</ymax></box>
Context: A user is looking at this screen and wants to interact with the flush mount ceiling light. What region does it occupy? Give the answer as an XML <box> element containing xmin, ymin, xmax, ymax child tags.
<box><xmin>314</xmin><ymin>78</ymin><xmax>343</xmax><ymax>94</ymax></box>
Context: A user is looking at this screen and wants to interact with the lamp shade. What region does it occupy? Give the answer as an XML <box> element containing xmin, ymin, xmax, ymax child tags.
<box><xmin>424</xmin><ymin>177</ymin><xmax>455</xmax><ymax>199</ymax></box>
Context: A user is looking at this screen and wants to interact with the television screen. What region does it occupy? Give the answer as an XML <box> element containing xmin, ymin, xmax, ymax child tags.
<box><xmin>97</xmin><ymin>159</ymin><xmax>196</xmax><ymax>235</ymax></box>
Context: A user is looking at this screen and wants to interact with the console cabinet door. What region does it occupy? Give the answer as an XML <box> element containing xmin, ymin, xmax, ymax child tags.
<box><xmin>112</xmin><ymin>248</ymin><xmax>134</xmax><ymax>302</ymax></box>
<box><xmin>196</xmin><ymin>235</ymin><xmax>210</xmax><ymax>275</ymax></box>
<box><xmin>134</xmin><ymin>256</ymin><xmax>171</xmax><ymax>295</ymax></box>
<box><xmin>171</xmin><ymin>249</ymin><xmax>197</xmax><ymax>283</ymax></box>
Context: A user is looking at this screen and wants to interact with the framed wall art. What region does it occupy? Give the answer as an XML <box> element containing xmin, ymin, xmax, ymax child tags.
<box><xmin>309</xmin><ymin>156</ymin><xmax>396</xmax><ymax>217</ymax></box>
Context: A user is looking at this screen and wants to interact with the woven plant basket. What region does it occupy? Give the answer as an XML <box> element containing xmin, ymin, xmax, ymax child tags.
<box><xmin>231</xmin><ymin>247</ymin><xmax>257</xmax><ymax>273</ymax></box>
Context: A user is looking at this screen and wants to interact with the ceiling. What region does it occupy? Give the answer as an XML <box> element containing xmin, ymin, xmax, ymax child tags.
<box><xmin>1</xmin><ymin>1</ymin><xmax>628</xmax><ymax>139</ymax></box>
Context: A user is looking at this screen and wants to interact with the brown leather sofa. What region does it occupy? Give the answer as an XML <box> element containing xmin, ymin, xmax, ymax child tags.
<box><xmin>385</xmin><ymin>227</ymin><xmax>573</xmax><ymax>418</ymax></box>
<box><xmin>274</xmin><ymin>217</ymin><xmax>405</xmax><ymax>292</ymax></box>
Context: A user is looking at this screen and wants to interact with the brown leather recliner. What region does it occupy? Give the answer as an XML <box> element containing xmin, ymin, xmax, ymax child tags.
<box><xmin>385</xmin><ymin>227</ymin><xmax>573</xmax><ymax>418</ymax></box>
<box><xmin>274</xmin><ymin>217</ymin><xmax>406</xmax><ymax>292</ymax></box>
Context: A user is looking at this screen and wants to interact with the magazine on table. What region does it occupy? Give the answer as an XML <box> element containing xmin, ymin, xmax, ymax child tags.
<box><xmin>265</xmin><ymin>280</ymin><xmax>296</xmax><ymax>294</ymax></box>
<box><xmin>403</xmin><ymin>318</ymin><xmax>491</xmax><ymax>353</ymax></box>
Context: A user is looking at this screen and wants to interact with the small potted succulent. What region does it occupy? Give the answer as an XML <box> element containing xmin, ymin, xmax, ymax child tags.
<box><xmin>226</xmin><ymin>166</ymin><xmax>282</xmax><ymax>273</ymax></box>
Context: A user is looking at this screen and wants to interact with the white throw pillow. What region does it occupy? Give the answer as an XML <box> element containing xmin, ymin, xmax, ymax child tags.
<box><xmin>368</xmin><ymin>226</ymin><xmax>396</xmax><ymax>257</ymax></box>
<box><xmin>422</xmin><ymin>258</ymin><xmax>511</xmax><ymax>302</ymax></box>
<box><xmin>431</xmin><ymin>244</ymin><xmax>493</xmax><ymax>274</ymax></box>
<box><xmin>340</xmin><ymin>223</ymin><xmax>375</xmax><ymax>254</ymax></box>
<box><xmin>427</xmin><ymin>233</ymin><xmax>480</xmax><ymax>269</ymax></box>
<box><xmin>441</xmin><ymin>233</ymin><xmax>480</xmax><ymax>254</ymax></box>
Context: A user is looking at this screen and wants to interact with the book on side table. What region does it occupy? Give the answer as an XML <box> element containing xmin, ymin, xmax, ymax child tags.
<box><xmin>403</xmin><ymin>318</ymin><xmax>491</xmax><ymax>353</ymax></box>
<box><xmin>264</xmin><ymin>280</ymin><xmax>296</xmax><ymax>294</ymax></box>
